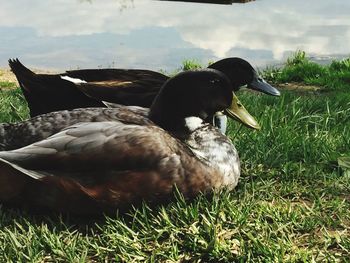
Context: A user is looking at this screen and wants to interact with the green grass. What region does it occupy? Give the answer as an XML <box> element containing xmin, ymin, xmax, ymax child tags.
<box><xmin>0</xmin><ymin>81</ymin><xmax>17</xmax><ymax>89</ymax></box>
<box><xmin>0</xmin><ymin>53</ymin><xmax>350</xmax><ymax>262</ymax></box>
<box><xmin>0</xmin><ymin>87</ymin><xmax>29</xmax><ymax>122</ymax></box>
<box><xmin>262</xmin><ymin>50</ymin><xmax>350</xmax><ymax>92</ymax></box>
<box><xmin>181</xmin><ymin>59</ymin><xmax>203</xmax><ymax>71</ymax></box>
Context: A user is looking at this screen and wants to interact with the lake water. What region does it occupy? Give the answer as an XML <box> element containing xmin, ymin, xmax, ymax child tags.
<box><xmin>0</xmin><ymin>0</ymin><xmax>349</xmax><ymax>71</ymax></box>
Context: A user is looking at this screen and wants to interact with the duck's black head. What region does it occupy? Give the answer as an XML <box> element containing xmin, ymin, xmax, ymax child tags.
<box><xmin>149</xmin><ymin>69</ymin><xmax>259</xmax><ymax>134</ymax></box>
<box><xmin>208</xmin><ymin>57</ymin><xmax>280</xmax><ymax>96</ymax></box>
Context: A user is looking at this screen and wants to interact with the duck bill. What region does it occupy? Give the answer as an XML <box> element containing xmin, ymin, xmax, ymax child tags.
<box><xmin>223</xmin><ymin>93</ymin><xmax>261</xmax><ymax>130</ymax></box>
<box><xmin>248</xmin><ymin>74</ymin><xmax>280</xmax><ymax>96</ymax></box>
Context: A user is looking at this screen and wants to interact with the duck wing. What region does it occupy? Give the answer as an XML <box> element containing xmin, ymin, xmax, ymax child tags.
<box><xmin>74</xmin><ymin>79</ymin><xmax>165</xmax><ymax>107</ymax></box>
<box><xmin>65</xmin><ymin>68</ymin><xmax>168</xmax><ymax>82</ymax></box>
<box><xmin>0</xmin><ymin>121</ymin><xmax>211</xmax><ymax>213</ymax></box>
<box><xmin>64</xmin><ymin>69</ymin><xmax>169</xmax><ymax>107</ymax></box>
<box><xmin>0</xmin><ymin>121</ymin><xmax>177</xmax><ymax>170</ymax></box>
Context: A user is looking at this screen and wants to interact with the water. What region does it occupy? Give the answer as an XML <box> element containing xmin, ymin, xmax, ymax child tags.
<box><xmin>0</xmin><ymin>0</ymin><xmax>349</xmax><ymax>71</ymax></box>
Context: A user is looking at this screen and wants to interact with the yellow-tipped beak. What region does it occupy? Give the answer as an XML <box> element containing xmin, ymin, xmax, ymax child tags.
<box><xmin>223</xmin><ymin>93</ymin><xmax>261</xmax><ymax>130</ymax></box>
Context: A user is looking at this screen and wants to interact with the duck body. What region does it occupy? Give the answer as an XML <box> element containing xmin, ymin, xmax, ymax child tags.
<box><xmin>0</xmin><ymin>118</ymin><xmax>239</xmax><ymax>214</ymax></box>
<box><xmin>9</xmin><ymin>58</ymin><xmax>279</xmax><ymax>118</ymax></box>
<box><xmin>0</xmin><ymin>69</ymin><xmax>246</xmax><ymax>214</ymax></box>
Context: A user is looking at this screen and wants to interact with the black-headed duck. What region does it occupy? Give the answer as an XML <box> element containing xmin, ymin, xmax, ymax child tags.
<box><xmin>0</xmin><ymin>69</ymin><xmax>257</xmax><ymax>214</ymax></box>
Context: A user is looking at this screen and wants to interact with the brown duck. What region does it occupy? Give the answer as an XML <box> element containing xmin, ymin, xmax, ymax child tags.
<box><xmin>0</xmin><ymin>69</ymin><xmax>259</xmax><ymax>214</ymax></box>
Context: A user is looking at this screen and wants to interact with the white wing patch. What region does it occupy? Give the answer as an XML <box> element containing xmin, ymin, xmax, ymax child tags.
<box><xmin>61</xmin><ymin>76</ymin><xmax>87</xmax><ymax>84</ymax></box>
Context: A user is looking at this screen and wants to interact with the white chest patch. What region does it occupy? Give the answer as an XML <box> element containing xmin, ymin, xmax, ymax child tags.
<box><xmin>184</xmin><ymin>117</ymin><xmax>204</xmax><ymax>132</ymax></box>
<box><xmin>60</xmin><ymin>76</ymin><xmax>87</xmax><ymax>84</ymax></box>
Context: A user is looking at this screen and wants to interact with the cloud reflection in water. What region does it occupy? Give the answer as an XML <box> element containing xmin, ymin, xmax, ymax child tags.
<box><xmin>0</xmin><ymin>0</ymin><xmax>349</xmax><ymax>70</ymax></box>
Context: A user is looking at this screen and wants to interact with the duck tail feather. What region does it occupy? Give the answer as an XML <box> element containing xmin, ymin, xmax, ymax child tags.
<box><xmin>8</xmin><ymin>59</ymin><xmax>59</xmax><ymax>117</ymax></box>
<box><xmin>8</xmin><ymin>58</ymin><xmax>36</xmax><ymax>88</ymax></box>
<box><xmin>8</xmin><ymin>58</ymin><xmax>45</xmax><ymax>116</ymax></box>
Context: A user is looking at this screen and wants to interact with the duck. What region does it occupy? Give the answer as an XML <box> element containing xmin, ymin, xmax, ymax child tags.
<box><xmin>9</xmin><ymin>57</ymin><xmax>280</xmax><ymax>119</ymax></box>
<box><xmin>0</xmin><ymin>69</ymin><xmax>258</xmax><ymax>214</ymax></box>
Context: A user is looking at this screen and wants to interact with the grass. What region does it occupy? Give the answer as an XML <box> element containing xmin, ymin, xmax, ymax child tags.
<box><xmin>0</xmin><ymin>87</ymin><xmax>29</xmax><ymax>122</ymax></box>
<box><xmin>262</xmin><ymin>51</ymin><xmax>350</xmax><ymax>92</ymax></box>
<box><xmin>0</xmin><ymin>52</ymin><xmax>349</xmax><ymax>262</ymax></box>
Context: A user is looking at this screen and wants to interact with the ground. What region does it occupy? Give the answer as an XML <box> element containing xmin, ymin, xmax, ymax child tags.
<box><xmin>0</xmin><ymin>53</ymin><xmax>349</xmax><ymax>262</ymax></box>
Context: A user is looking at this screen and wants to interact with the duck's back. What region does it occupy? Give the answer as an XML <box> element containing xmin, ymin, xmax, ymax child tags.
<box><xmin>0</xmin><ymin>106</ymin><xmax>151</xmax><ymax>151</ymax></box>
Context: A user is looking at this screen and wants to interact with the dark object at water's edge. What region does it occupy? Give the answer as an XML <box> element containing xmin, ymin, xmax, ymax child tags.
<box><xmin>159</xmin><ymin>0</ymin><xmax>254</xmax><ymax>5</ymax></box>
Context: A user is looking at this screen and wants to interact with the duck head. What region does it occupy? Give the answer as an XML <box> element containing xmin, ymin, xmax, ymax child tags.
<box><xmin>149</xmin><ymin>69</ymin><xmax>260</xmax><ymax>135</ymax></box>
<box><xmin>208</xmin><ymin>57</ymin><xmax>280</xmax><ymax>96</ymax></box>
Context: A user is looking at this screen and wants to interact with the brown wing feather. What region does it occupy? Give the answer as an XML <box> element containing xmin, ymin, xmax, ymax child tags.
<box><xmin>64</xmin><ymin>68</ymin><xmax>169</xmax><ymax>107</ymax></box>
<box><xmin>76</xmin><ymin>79</ymin><xmax>164</xmax><ymax>107</ymax></box>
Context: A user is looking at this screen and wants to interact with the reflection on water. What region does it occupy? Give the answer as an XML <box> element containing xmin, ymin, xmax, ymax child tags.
<box><xmin>0</xmin><ymin>0</ymin><xmax>349</xmax><ymax>70</ymax></box>
<box><xmin>79</xmin><ymin>0</ymin><xmax>135</xmax><ymax>11</ymax></box>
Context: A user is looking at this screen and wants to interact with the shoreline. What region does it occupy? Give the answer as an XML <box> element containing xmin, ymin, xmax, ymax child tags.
<box><xmin>0</xmin><ymin>68</ymin><xmax>322</xmax><ymax>94</ymax></box>
<box><xmin>0</xmin><ymin>68</ymin><xmax>19</xmax><ymax>84</ymax></box>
